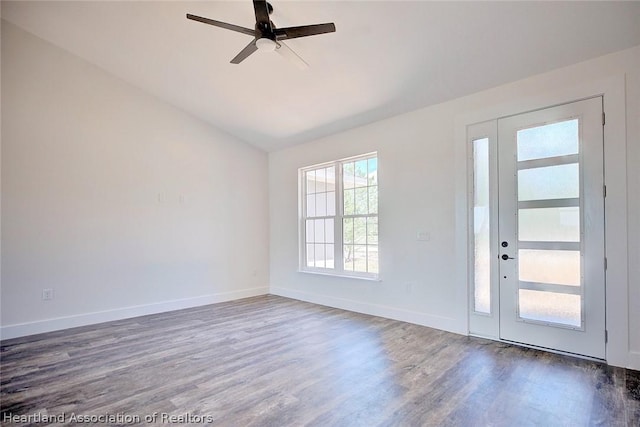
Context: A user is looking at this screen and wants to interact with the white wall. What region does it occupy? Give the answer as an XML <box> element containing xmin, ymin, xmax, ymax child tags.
<box><xmin>627</xmin><ymin>58</ymin><xmax>640</xmax><ymax>368</ymax></box>
<box><xmin>1</xmin><ymin>21</ymin><xmax>270</xmax><ymax>339</ymax></box>
<box><xmin>269</xmin><ymin>46</ymin><xmax>640</xmax><ymax>369</ymax></box>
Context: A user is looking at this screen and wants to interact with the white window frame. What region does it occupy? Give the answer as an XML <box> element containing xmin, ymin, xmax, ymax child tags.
<box><xmin>299</xmin><ymin>152</ymin><xmax>379</xmax><ymax>280</ymax></box>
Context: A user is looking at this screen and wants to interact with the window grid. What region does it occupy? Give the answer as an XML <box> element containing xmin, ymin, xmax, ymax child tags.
<box><xmin>300</xmin><ymin>154</ymin><xmax>378</xmax><ymax>279</ymax></box>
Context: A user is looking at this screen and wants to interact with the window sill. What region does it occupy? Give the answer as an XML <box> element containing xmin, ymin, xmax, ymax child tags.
<box><xmin>297</xmin><ymin>269</ymin><xmax>381</xmax><ymax>282</ymax></box>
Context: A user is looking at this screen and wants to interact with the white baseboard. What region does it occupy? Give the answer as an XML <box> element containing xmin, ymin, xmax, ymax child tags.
<box><xmin>1</xmin><ymin>287</ymin><xmax>269</xmax><ymax>340</ymax></box>
<box><xmin>270</xmin><ymin>287</ymin><xmax>465</xmax><ymax>335</ymax></box>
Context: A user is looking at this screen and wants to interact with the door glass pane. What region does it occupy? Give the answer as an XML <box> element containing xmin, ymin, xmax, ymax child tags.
<box><xmin>473</xmin><ymin>138</ymin><xmax>491</xmax><ymax>313</ymax></box>
<box><xmin>519</xmin><ymin>289</ymin><xmax>580</xmax><ymax>327</ymax></box>
<box><xmin>519</xmin><ymin>207</ymin><xmax>580</xmax><ymax>242</ymax></box>
<box><xmin>517</xmin><ymin>119</ymin><xmax>578</xmax><ymax>161</ymax></box>
<box><xmin>519</xmin><ymin>249</ymin><xmax>580</xmax><ymax>286</ymax></box>
<box><xmin>518</xmin><ymin>163</ymin><xmax>579</xmax><ymax>201</ymax></box>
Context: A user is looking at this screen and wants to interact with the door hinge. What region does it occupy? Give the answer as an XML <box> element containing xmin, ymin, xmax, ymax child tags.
<box><xmin>603</xmin><ymin>185</ymin><xmax>607</xmax><ymax>198</ymax></box>
<box><xmin>605</xmin><ymin>257</ymin><xmax>608</xmax><ymax>270</ymax></box>
<box><xmin>602</xmin><ymin>112</ymin><xmax>606</xmax><ymax>126</ymax></box>
<box><xmin>605</xmin><ymin>330</ymin><xmax>608</xmax><ymax>343</ymax></box>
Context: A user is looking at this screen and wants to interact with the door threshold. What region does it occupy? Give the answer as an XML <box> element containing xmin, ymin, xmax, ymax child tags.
<box><xmin>470</xmin><ymin>333</ymin><xmax>606</xmax><ymax>364</ymax></box>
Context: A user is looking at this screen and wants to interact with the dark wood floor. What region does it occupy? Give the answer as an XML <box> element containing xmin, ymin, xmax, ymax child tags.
<box><xmin>1</xmin><ymin>295</ymin><xmax>639</xmax><ymax>426</ymax></box>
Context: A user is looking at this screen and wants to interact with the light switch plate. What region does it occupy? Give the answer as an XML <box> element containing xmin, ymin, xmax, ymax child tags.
<box><xmin>417</xmin><ymin>231</ymin><xmax>430</xmax><ymax>241</ymax></box>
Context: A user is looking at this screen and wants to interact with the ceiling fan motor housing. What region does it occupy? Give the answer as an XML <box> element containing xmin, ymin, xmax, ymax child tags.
<box><xmin>256</xmin><ymin>21</ymin><xmax>276</xmax><ymax>41</ymax></box>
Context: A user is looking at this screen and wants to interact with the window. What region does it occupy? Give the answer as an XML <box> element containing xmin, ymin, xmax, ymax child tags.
<box><xmin>472</xmin><ymin>137</ymin><xmax>491</xmax><ymax>313</ymax></box>
<box><xmin>300</xmin><ymin>153</ymin><xmax>378</xmax><ymax>279</ymax></box>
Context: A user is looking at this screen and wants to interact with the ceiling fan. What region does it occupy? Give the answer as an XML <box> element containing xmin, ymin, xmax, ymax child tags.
<box><xmin>186</xmin><ymin>0</ymin><xmax>335</xmax><ymax>69</ymax></box>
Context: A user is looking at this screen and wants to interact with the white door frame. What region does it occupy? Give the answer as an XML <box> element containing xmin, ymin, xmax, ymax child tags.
<box><xmin>459</xmin><ymin>74</ymin><xmax>629</xmax><ymax>366</ymax></box>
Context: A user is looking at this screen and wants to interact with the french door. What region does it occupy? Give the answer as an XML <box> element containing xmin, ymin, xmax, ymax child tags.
<box><xmin>470</xmin><ymin>97</ymin><xmax>606</xmax><ymax>359</ymax></box>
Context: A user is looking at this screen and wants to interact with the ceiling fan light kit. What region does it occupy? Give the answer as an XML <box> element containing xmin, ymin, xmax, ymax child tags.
<box><xmin>256</xmin><ymin>38</ymin><xmax>277</xmax><ymax>52</ymax></box>
<box><xmin>187</xmin><ymin>0</ymin><xmax>335</xmax><ymax>68</ymax></box>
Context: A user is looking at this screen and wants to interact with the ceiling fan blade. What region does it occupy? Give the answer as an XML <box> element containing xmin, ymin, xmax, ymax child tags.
<box><xmin>253</xmin><ymin>0</ymin><xmax>271</xmax><ymax>24</ymax></box>
<box><xmin>276</xmin><ymin>41</ymin><xmax>309</xmax><ymax>70</ymax></box>
<box><xmin>231</xmin><ymin>39</ymin><xmax>258</xmax><ymax>64</ymax></box>
<box><xmin>186</xmin><ymin>14</ymin><xmax>255</xmax><ymax>37</ymax></box>
<box><xmin>274</xmin><ymin>23</ymin><xmax>336</xmax><ymax>40</ymax></box>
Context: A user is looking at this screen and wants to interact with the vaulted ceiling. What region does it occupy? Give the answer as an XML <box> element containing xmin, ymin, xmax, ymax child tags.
<box><xmin>3</xmin><ymin>1</ymin><xmax>639</xmax><ymax>151</ymax></box>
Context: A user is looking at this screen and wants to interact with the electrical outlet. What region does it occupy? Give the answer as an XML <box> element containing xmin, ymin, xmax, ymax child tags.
<box><xmin>42</xmin><ymin>288</ymin><xmax>54</xmax><ymax>301</ymax></box>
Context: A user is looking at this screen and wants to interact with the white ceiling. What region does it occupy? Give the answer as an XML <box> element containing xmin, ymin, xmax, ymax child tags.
<box><xmin>3</xmin><ymin>1</ymin><xmax>639</xmax><ymax>152</ymax></box>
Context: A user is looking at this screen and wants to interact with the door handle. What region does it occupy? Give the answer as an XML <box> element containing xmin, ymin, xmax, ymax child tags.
<box><xmin>501</xmin><ymin>254</ymin><xmax>515</xmax><ymax>260</ymax></box>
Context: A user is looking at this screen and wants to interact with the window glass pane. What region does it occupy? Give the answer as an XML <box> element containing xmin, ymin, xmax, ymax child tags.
<box><xmin>326</xmin><ymin>166</ymin><xmax>335</xmax><ymax>192</ymax></box>
<box><xmin>368</xmin><ymin>186</ymin><xmax>378</xmax><ymax>214</ymax></box>
<box><xmin>519</xmin><ymin>249</ymin><xmax>580</xmax><ymax>286</ymax></box>
<box><xmin>316</xmin><ymin>168</ymin><xmax>326</xmax><ymax>193</ymax></box>
<box><xmin>519</xmin><ymin>289</ymin><xmax>581</xmax><ymax>327</ymax></box>
<box><xmin>473</xmin><ymin>137</ymin><xmax>491</xmax><ymax>314</ymax></box>
<box><xmin>316</xmin><ymin>193</ymin><xmax>327</xmax><ymax>217</ymax></box>
<box><xmin>367</xmin><ymin>217</ymin><xmax>378</xmax><ymax>245</ymax></box>
<box><xmin>344</xmin><ymin>189</ymin><xmax>355</xmax><ymax>215</ymax></box>
<box><xmin>368</xmin><ymin>158</ymin><xmax>378</xmax><ymax>185</ymax></box>
<box><xmin>314</xmin><ymin>243</ymin><xmax>325</xmax><ymax>268</ymax></box>
<box><xmin>306</xmin><ymin>220</ymin><xmax>314</xmax><ymax>243</ymax></box>
<box><xmin>355</xmin><ymin>188</ymin><xmax>368</xmax><ymax>214</ymax></box>
<box><xmin>344</xmin><ymin>245</ymin><xmax>354</xmax><ymax>271</ymax></box>
<box><xmin>306</xmin><ymin>244</ymin><xmax>314</xmax><ymax>267</ymax></box>
<box><xmin>343</xmin><ymin>218</ymin><xmax>354</xmax><ymax>244</ymax></box>
<box><xmin>306</xmin><ymin>195</ymin><xmax>316</xmax><ymax>217</ymax></box>
<box><xmin>517</xmin><ymin>119</ymin><xmax>579</xmax><ymax>161</ymax></box>
<box><xmin>353</xmin><ymin>245</ymin><xmax>367</xmax><ymax>272</ymax></box>
<box><xmin>314</xmin><ymin>219</ymin><xmax>325</xmax><ymax>244</ymax></box>
<box><xmin>343</xmin><ymin>163</ymin><xmax>355</xmax><ymax>189</ymax></box>
<box><xmin>518</xmin><ymin>163</ymin><xmax>579</xmax><ymax>201</ymax></box>
<box><xmin>367</xmin><ymin>246</ymin><xmax>379</xmax><ymax>274</ymax></box>
<box><xmin>325</xmin><ymin>219</ymin><xmax>334</xmax><ymax>244</ymax></box>
<box><xmin>354</xmin><ymin>218</ymin><xmax>367</xmax><ymax>243</ymax></box>
<box><xmin>519</xmin><ymin>207</ymin><xmax>579</xmax><ymax>242</ymax></box>
<box><xmin>326</xmin><ymin>244</ymin><xmax>335</xmax><ymax>268</ymax></box>
<box><xmin>327</xmin><ymin>191</ymin><xmax>336</xmax><ymax>216</ymax></box>
<box><xmin>355</xmin><ymin>160</ymin><xmax>368</xmax><ymax>187</ymax></box>
<box><xmin>306</xmin><ymin>170</ymin><xmax>316</xmax><ymax>194</ymax></box>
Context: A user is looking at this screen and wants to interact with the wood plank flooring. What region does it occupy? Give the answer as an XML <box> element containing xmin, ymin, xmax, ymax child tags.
<box><xmin>1</xmin><ymin>295</ymin><xmax>639</xmax><ymax>426</ymax></box>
